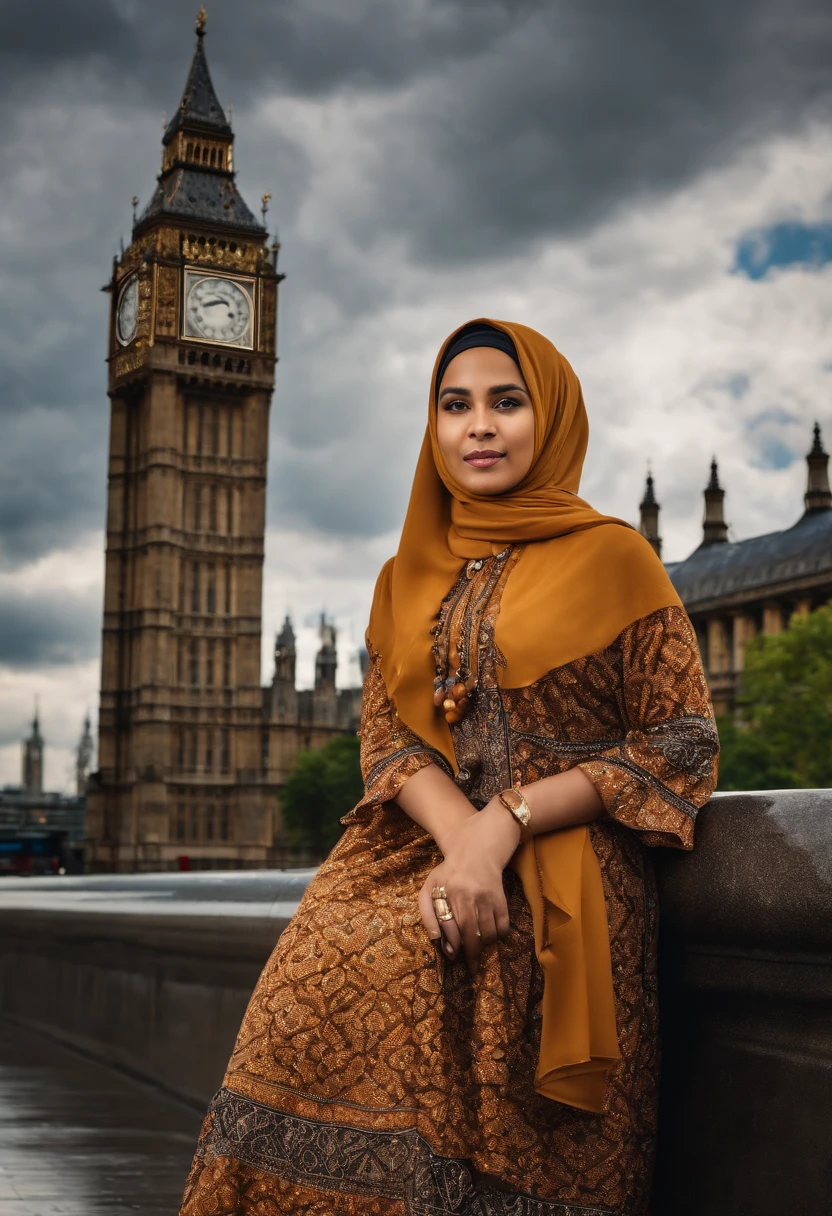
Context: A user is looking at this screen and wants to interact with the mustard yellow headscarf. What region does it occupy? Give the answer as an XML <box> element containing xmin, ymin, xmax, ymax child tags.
<box><xmin>369</xmin><ymin>318</ymin><xmax>682</xmax><ymax>1111</ymax></box>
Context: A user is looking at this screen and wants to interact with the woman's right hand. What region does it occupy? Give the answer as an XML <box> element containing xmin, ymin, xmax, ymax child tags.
<box><xmin>417</xmin><ymin>803</ymin><xmax>520</xmax><ymax>975</ymax></box>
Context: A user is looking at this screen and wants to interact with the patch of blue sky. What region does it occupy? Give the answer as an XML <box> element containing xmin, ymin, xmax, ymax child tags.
<box><xmin>746</xmin><ymin>408</ymin><xmax>801</xmax><ymax>471</ymax></box>
<box><xmin>723</xmin><ymin>372</ymin><xmax>750</xmax><ymax>399</ymax></box>
<box><xmin>733</xmin><ymin>221</ymin><xmax>832</xmax><ymax>280</ymax></box>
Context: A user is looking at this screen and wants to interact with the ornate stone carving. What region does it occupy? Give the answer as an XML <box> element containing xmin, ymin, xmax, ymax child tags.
<box><xmin>155</xmin><ymin>264</ymin><xmax>179</xmax><ymax>338</ymax></box>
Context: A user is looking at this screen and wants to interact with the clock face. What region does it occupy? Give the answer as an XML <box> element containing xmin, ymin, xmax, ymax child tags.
<box><xmin>116</xmin><ymin>276</ymin><xmax>138</xmax><ymax>346</ymax></box>
<box><xmin>184</xmin><ymin>273</ymin><xmax>253</xmax><ymax>347</ymax></box>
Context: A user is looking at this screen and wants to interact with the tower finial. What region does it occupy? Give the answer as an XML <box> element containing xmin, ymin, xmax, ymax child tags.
<box><xmin>261</xmin><ymin>192</ymin><xmax>272</xmax><ymax>226</ymax></box>
<box><xmin>196</xmin><ymin>7</ymin><xmax>207</xmax><ymax>37</ymax></box>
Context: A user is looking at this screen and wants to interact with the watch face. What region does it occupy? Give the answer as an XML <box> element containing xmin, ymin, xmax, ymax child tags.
<box><xmin>184</xmin><ymin>273</ymin><xmax>253</xmax><ymax>347</ymax></box>
<box><xmin>116</xmin><ymin>276</ymin><xmax>138</xmax><ymax>346</ymax></box>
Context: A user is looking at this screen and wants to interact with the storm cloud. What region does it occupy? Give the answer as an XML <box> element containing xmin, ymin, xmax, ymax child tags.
<box><xmin>1</xmin><ymin>0</ymin><xmax>831</xmax><ymax>783</ymax></box>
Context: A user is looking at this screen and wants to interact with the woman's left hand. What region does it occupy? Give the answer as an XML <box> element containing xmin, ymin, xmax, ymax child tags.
<box><xmin>417</xmin><ymin>800</ymin><xmax>521</xmax><ymax>976</ymax></box>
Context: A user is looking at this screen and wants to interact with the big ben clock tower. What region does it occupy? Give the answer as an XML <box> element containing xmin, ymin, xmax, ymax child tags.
<box><xmin>86</xmin><ymin>11</ymin><xmax>283</xmax><ymax>871</ymax></box>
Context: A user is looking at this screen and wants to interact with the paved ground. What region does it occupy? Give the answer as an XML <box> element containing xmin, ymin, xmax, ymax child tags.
<box><xmin>0</xmin><ymin>1019</ymin><xmax>202</xmax><ymax>1215</ymax></box>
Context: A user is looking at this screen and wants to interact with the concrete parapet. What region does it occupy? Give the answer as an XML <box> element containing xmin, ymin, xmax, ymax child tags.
<box><xmin>0</xmin><ymin>870</ymin><xmax>311</xmax><ymax>1108</ymax></box>
<box><xmin>652</xmin><ymin>789</ymin><xmax>832</xmax><ymax>1215</ymax></box>
<box><xmin>0</xmin><ymin>793</ymin><xmax>830</xmax><ymax>1215</ymax></box>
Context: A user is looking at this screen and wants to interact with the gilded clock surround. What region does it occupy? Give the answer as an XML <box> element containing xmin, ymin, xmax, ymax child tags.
<box><xmin>182</xmin><ymin>268</ymin><xmax>256</xmax><ymax>349</ymax></box>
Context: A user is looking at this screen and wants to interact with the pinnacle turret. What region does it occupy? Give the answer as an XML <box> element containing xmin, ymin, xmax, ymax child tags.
<box><xmin>702</xmin><ymin>457</ymin><xmax>729</xmax><ymax>545</ymax></box>
<box><xmin>638</xmin><ymin>471</ymin><xmax>662</xmax><ymax>558</ymax></box>
<box><xmin>804</xmin><ymin>421</ymin><xmax>832</xmax><ymax>513</ymax></box>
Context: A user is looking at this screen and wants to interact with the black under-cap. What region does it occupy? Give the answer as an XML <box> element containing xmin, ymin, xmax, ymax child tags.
<box><xmin>435</xmin><ymin>323</ymin><xmax>520</xmax><ymax>400</ymax></box>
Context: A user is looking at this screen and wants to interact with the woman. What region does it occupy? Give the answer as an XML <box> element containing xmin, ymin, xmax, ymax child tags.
<box><xmin>180</xmin><ymin>319</ymin><xmax>718</xmax><ymax>1215</ymax></box>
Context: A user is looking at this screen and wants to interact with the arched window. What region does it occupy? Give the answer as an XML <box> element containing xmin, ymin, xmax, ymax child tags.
<box><xmin>210</xmin><ymin>148</ymin><xmax>216</xmax><ymax>166</ymax></box>
<box><xmin>206</xmin><ymin>566</ymin><xmax>216</xmax><ymax>614</ymax></box>
<box><xmin>191</xmin><ymin>562</ymin><xmax>200</xmax><ymax>613</ymax></box>
<box><xmin>203</xmin><ymin>146</ymin><xmax>209</xmax><ymax>164</ymax></box>
<box><xmin>194</xmin><ymin>484</ymin><xmax>202</xmax><ymax>531</ymax></box>
<box><xmin>218</xmin><ymin>150</ymin><xmax>224</xmax><ymax>169</ymax></box>
<box><xmin>209</xmin><ymin>485</ymin><xmax>217</xmax><ymax>532</ymax></box>
<box><xmin>186</xmin><ymin>142</ymin><xmax>194</xmax><ymax>159</ymax></box>
<box><xmin>189</xmin><ymin>638</ymin><xmax>199</xmax><ymax>687</ymax></box>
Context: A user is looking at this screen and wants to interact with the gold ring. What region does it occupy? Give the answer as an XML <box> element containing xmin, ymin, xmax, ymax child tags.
<box><xmin>431</xmin><ymin>891</ymin><xmax>455</xmax><ymax>922</ymax></box>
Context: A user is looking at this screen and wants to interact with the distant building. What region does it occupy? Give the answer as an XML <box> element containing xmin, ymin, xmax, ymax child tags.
<box><xmin>640</xmin><ymin>423</ymin><xmax>832</xmax><ymax>715</ymax></box>
<box><xmin>85</xmin><ymin>19</ymin><xmax>362</xmax><ymax>873</ymax></box>
<box><xmin>21</xmin><ymin>711</ymin><xmax>43</xmax><ymax>797</ymax></box>
<box><xmin>76</xmin><ymin>714</ymin><xmax>94</xmax><ymax>797</ymax></box>
<box><xmin>1</xmin><ymin>713</ymin><xmax>86</xmax><ymax>849</ymax></box>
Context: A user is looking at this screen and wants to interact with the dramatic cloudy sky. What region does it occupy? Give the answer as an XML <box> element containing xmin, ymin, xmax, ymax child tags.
<box><xmin>1</xmin><ymin>0</ymin><xmax>831</xmax><ymax>791</ymax></box>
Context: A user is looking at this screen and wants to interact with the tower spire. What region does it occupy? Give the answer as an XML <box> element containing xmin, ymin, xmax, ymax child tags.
<box><xmin>165</xmin><ymin>10</ymin><xmax>232</xmax><ymax>144</ymax></box>
<box><xmin>702</xmin><ymin>457</ymin><xmax>729</xmax><ymax>545</ymax></box>
<box><xmin>638</xmin><ymin>469</ymin><xmax>662</xmax><ymax>558</ymax></box>
<box><xmin>133</xmin><ymin>13</ymin><xmax>264</xmax><ymax>237</ymax></box>
<box><xmin>804</xmin><ymin>422</ymin><xmax>832</xmax><ymax>513</ymax></box>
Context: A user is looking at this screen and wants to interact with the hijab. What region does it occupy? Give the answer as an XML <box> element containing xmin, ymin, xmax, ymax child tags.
<box><xmin>367</xmin><ymin>318</ymin><xmax>682</xmax><ymax>1110</ymax></box>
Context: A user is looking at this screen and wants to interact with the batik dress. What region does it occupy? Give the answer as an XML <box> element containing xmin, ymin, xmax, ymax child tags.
<box><xmin>180</xmin><ymin>544</ymin><xmax>718</xmax><ymax>1216</ymax></box>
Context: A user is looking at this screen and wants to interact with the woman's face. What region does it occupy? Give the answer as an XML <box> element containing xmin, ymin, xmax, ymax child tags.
<box><xmin>436</xmin><ymin>346</ymin><xmax>535</xmax><ymax>496</ymax></box>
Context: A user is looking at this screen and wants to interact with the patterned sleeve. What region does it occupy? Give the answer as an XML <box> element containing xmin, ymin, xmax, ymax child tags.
<box><xmin>340</xmin><ymin>641</ymin><xmax>452</xmax><ymax>824</ymax></box>
<box><xmin>578</xmin><ymin>605</ymin><xmax>719</xmax><ymax>850</ymax></box>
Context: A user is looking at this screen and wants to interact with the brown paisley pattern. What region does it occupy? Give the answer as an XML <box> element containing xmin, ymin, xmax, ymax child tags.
<box><xmin>180</xmin><ymin>553</ymin><xmax>717</xmax><ymax>1216</ymax></box>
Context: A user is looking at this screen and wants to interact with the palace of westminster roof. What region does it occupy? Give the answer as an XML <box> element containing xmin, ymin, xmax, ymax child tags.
<box><xmin>642</xmin><ymin>423</ymin><xmax>832</xmax><ymax>613</ymax></box>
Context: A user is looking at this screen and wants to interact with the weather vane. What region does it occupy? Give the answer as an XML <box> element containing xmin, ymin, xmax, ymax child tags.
<box><xmin>261</xmin><ymin>192</ymin><xmax>272</xmax><ymax>225</ymax></box>
<box><xmin>196</xmin><ymin>8</ymin><xmax>207</xmax><ymax>37</ymax></box>
<box><xmin>131</xmin><ymin>196</ymin><xmax>139</xmax><ymax>224</ymax></box>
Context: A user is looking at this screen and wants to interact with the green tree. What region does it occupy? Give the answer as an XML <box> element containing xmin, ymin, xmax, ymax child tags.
<box><xmin>280</xmin><ymin>734</ymin><xmax>364</xmax><ymax>856</ymax></box>
<box><xmin>718</xmin><ymin>604</ymin><xmax>832</xmax><ymax>790</ymax></box>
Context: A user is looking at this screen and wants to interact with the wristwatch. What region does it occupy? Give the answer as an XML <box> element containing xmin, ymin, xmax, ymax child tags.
<box><xmin>497</xmin><ymin>787</ymin><xmax>532</xmax><ymax>842</ymax></box>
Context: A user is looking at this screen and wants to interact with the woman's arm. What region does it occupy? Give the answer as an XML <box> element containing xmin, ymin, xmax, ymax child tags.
<box><xmin>394</xmin><ymin>762</ymin><xmax>477</xmax><ymax>853</ymax></box>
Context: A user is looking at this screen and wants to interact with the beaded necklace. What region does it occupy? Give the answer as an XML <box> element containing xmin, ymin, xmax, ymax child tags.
<box><xmin>430</xmin><ymin>547</ymin><xmax>511</xmax><ymax>724</ymax></box>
